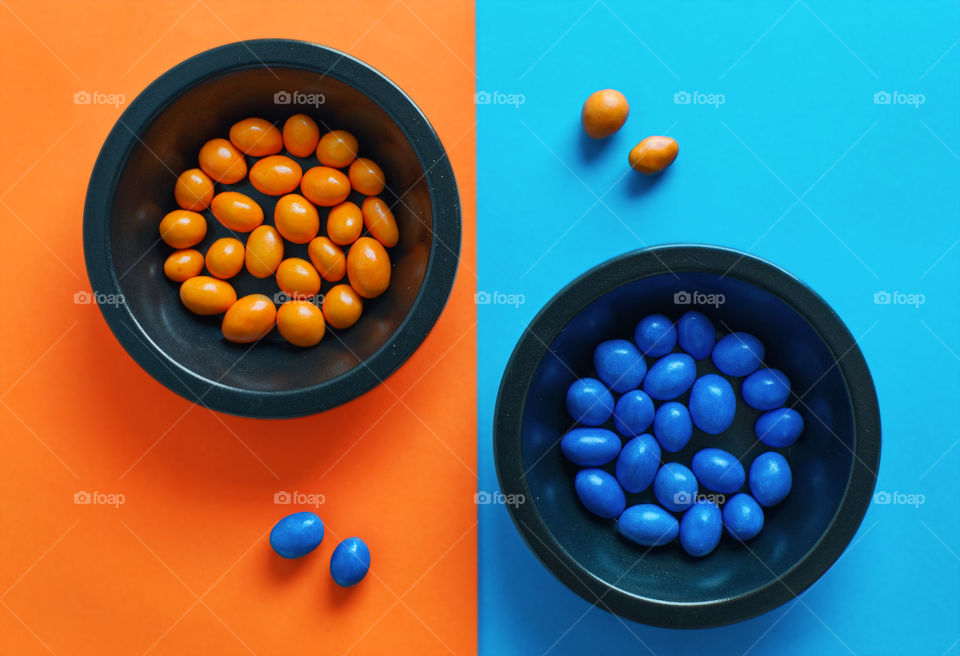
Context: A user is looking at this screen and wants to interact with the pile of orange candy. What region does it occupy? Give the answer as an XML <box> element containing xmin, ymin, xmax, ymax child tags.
<box><xmin>159</xmin><ymin>115</ymin><xmax>399</xmax><ymax>347</ymax></box>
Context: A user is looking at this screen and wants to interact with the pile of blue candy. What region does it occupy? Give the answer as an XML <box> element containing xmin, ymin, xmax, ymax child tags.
<box><xmin>562</xmin><ymin>311</ymin><xmax>803</xmax><ymax>557</ymax></box>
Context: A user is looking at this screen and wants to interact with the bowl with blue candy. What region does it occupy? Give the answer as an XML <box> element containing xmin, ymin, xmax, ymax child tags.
<box><xmin>493</xmin><ymin>245</ymin><xmax>880</xmax><ymax>628</ymax></box>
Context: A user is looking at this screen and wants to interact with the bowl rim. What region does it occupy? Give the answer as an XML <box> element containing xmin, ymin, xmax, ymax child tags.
<box><xmin>493</xmin><ymin>244</ymin><xmax>881</xmax><ymax>628</ymax></box>
<box><xmin>83</xmin><ymin>38</ymin><xmax>461</xmax><ymax>418</ymax></box>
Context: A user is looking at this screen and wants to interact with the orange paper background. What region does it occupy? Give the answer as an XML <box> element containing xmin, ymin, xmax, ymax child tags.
<box><xmin>0</xmin><ymin>1</ymin><xmax>477</xmax><ymax>654</ymax></box>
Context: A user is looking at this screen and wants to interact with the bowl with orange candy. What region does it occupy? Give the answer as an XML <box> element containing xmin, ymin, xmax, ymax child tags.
<box><xmin>83</xmin><ymin>40</ymin><xmax>461</xmax><ymax>418</ymax></box>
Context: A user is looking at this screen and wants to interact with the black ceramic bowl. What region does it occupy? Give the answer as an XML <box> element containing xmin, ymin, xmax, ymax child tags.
<box><xmin>84</xmin><ymin>40</ymin><xmax>460</xmax><ymax>418</ymax></box>
<box><xmin>494</xmin><ymin>245</ymin><xmax>880</xmax><ymax>628</ymax></box>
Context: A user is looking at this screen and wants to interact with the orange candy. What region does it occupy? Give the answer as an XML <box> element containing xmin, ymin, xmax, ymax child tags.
<box><xmin>274</xmin><ymin>194</ymin><xmax>319</xmax><ymax>244</ymax></box>
<box><xmin>301</xmin><ymin>166</ymin><xmax>351</xmax><ymax>207</ymax></box>
<box><xmin>221</xmin><ymin>294</ymin><xmax>277</xmax><ymax>343</ymax></box>
<box><xmin>317</xmin><ymin>130</ymin><xmax>359</xmax><ymax>168</ymax></box>
<box><xmin>174</xmin><ymin>168</ymin><xmax>214</xmax><ymax>211</ymax></box>
<box><xmin>283</xmin><ymin>114</ymin><xmax>320</xmax><ymax>158</ymax></box>
<box><xmin>179</xmin><ymin>276</ymin><xmax>237</xmax><ymax>315</ymax></box>
<box><xmin>204</xmin><ymin>237</ymin><xmax>245</xmax><ymax>279</ymax></box>
<box><xmin>322</xmin><ymin>284</ymin><xmax>363</xmax><ymax>330</ymax></box>
<box><xmin>326</xmin><ymin>201</ymin><xmax>363</xmax><ymax>246</ymax></box>
<box><xmin>163</xmin><ymin>249</ymin><xmax>204</xmax><ymax>282</ymax></box>
<box><xmin>211</xmin><ymin>191</ymin><xmax>264</xmax><ymax>233</ymax></box>
<box><xmin>229</xmin><ymin>118</ymin><xmax>283</xmax><ymax>157</ymax></box>
<box><xmin>276</xmin><ymin>257</ymin><xmax>321</xmax><ymax>299</ymax></box>
<box><xmin>277</xmin><ymin>301</ymin><xmax>326</xmax><ymax>347</ymax></box>
<box><xmin>198</xmin><ymin>138</ymin><xmax>247</xmax><ymax>184</ymax></box>
<box><xmin>249</xmin><ymin>155</ymin><xmax>303</xmax><ymax>196</ymax></box>
<box><xmin>307</xmin><ymin>237</ymin><xmax>346</xmax><ymax>281</ymax></box>
<box><xmin>159</xmin><ymin>210</ymin><xmax>207</xmax><ymax>249</ymax></box>
<box><xmin>346</xmin><ymin>237</ymin><xmax>391</xmax><ymax>299</ymax></box>
<box><xmin>348</xmin><ymin>157</ymin><xmax>386</xmax><ymax>196</ymax></box>
<box><xmin>245</xmin><ymin>225</ymin><xmax>284</xmax><ymax>278</ymax></box>
<box><xmin>361</xmin><ymin>197</ymin><xmax>399</xmax><ymax>247</ymax></box>
<box><xmin>581</xmin><ymin>89</ymin><xmax>630</xmax><ymax>139</ymax></box>
<box><xmin>628</xmin><ymin>136</ymin><xmax>679</xmax><ymax>175</ymax></box>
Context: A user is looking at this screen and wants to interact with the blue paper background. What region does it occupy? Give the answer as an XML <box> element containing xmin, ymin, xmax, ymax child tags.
<box><xmin>476</xmin><ymin>1</ymin><xmax>960</xmax><ymax>654</ymax></box>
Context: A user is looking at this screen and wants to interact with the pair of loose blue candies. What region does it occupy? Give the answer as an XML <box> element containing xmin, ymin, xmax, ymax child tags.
<box><xmin>270</xmin><ymin>511</ymin><xmax>370</xmax><ymax>587</ymax></box>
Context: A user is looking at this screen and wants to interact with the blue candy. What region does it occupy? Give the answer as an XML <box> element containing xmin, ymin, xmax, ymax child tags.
<box><xmin>634</xmin><ymin>314</ymin><xmax>677</xmax><ymax>357</ymax></box>
<box><xmin>691</xmin><ymin>447</ymin><xmax>745</xmax><ymax>494</ymax></box>
<box><xmin>269</xmin><ymin>511</ymin><xmax>325</xmax><ymax>559</ymax></box>
<box><xmin>618</xmin><ymin>504</ymin><xmax>679</xmax><ymax>546</ymax></box>
<box><xmin>613</xmin><ymin>390</ymin><xmax>655</xmax><ymax>437</ymax></box>
<box><xmin>755</xmin><ymin>408</ymin><xmax>804</xmax><ymax>447</ymax></box>
<box><xmin>566</xmin><ymin>378</ymin><xmax>614</xmax><ymax>426</ymax></box>
<box><xmin>642</xmin><ymin>353</ymin><xmax>696</xmax><ymax>400</ymax></box>
<box><xmin>330</xmin><ymin>537</ymin><xmax>371</xmax><ymax>587</ymax></box>
<box><xmin>653</xmin><ymin>462</ymin><xmax>698</xmax><ymax>512</ymax></box>
<box><xmin>749</xmin><ymin>452</ymin><xmax>792</xmax><ymax>507</ymax></box>
<box><xmin>741</xmin><ymin>368</ymin><xmax>791</xmax><ymax>410</ymax></box>
<box><xmin>679</xmin><ymin>500</ymin><xmax>722</xmax><ymax>557</ymax></box>
<box><xmin>615</xmin><ymin>433</ymin><xmax>661</xmax><ymax>493</ymax></box>
<box><xmin>574</xmin><ymin>469</ymin><xmax>626</xmax><ymax>519</ymax></box>
<box><xmin>652</xmin><ymin>401</ymin><xmax>693</xmax><ymax>452</ymax></box>
<box><xmin>594</xmin><ymin>339</ymin><xmax>647</xmax><ymax>393</ymax></box>
<box><xmin>712</xmin><ymin>332</ymin><xmax>765</xmax><ymax>377</ymax></box>
<box><xmin>560</xmin><ymin>427</ymin><xmax>621</xmax><ymax>466</ymax></box>
<box><xmin>676</xmin><ymin>311</ymin><xmax>716</xmax><ymax>360</ymax></box>
<box><xmin>688</xmin><ymin>374</ymin><xmax>736</xmax><ymax>434</ymax></box>
<box><xmin>722</xmin><ymin>493</ymin><xmax>765</xmax><ymax>540</ymax></box>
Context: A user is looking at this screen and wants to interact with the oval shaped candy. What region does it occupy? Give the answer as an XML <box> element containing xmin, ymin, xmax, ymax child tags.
<box><xmin>755</xmin><ymin>408</ymin><xmax>804</xmax><ymax>447</ymax></box>
<box><xmin>642</xmin><ymin>353</ymin><xmax>696</xmax><ymax>400</ymax></box>
<box><xmin>722</xmin><ymin>493</ymin><xmax>764</xmax><ymax>540</ymax></box>
<box><xmin>712</xmin><ymin>332</ymin><xmax>765</xmax><ymax>377</ymax></box>
<box><xmin>560</xmin><ymin>427</ymin><xmax>621</xmax><ymax>466</ymax></box>
<box><xmin>617</xmin><ymin>504</ymin><xmax>679</xmax><ymax>546</ymax></box>
<box><xmin>688</xmin><ymin>374</ymin><xmax>736</xmax><ymax>434</ymax></box>
<box><xmin>749</xmin><ymin>452</ymin><xmax>792</xmax><ymax>507</ymax></box>
<box><xmin>742</xmin><ymin>368</ymin><xmax>791</xmax><ymax>410</ymax></box>
<box><xmin>676</xmin><ymin>310</ymin><xmax>715</xmax><ymax>360</ymax></box>
<box><xmin>566</xmin><ymin>378</ymin><xmax>614</xmax><ymax>426</ymax></box>
<box><xmin>634</xmin><ymin>314</ymin><xmax>676</xmax><ymax>357</ymax></box>
<box><xmin>593</xmin><ymin>339</ymin><xmax>646</xmax><ymax>393</ymax></box>
<box><xmin>574</xmin><ymin>469</ymin><xmax>626</xmax><ymax>519</ymax></box>
<box><xmin>330</xmin><ymin>537</ymin><xmax>371</xmax><ymax>587</ymax></box>
<box><xmin>269</xmin><ymin>511</ymin><xmax>324</xmax><ymax>559</ymax></box>
<box><xmin>691</xmin><ymin>448</ymin><xmax>745</xmax><ymax>494</ymax></box>
<box><xmin>652</xmin><ymin>401</ymin><xmax>693</xmax><ymax>452</ymax></box>
<box><xmin>615</xmin><ymin>433</ymin><xmax>661</xmax><ymax>493</ymax></box>
<box><xmin>653</xmin><ymin>462</ymin><xmax>698</xmax><ymax>512</ymax></box>
<box><xmin>679</xmin><ymin>500</ymin><xmax>722</xmax><ymax>557</ymax></box>
<box><xmin>613</xmin><ymin>390</ymin><xmax>655</xmax><ymax>437</ymax></box>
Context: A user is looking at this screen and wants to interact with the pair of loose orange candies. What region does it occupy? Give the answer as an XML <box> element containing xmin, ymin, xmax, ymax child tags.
<box><xmin>159</xmin><ymin>115</ymin><xmax>398</xmax><ymax>347</ymax></box>
<box><xmin>581</xmin><ymin>89</ymin><xmax>679</xmax><ymax>174</ymax></box>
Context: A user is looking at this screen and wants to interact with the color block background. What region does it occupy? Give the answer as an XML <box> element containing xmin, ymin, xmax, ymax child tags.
<box><xmin>476</xmin><ymin>1</ymin><xmax>960</xmax><ymax>654</ymax></box>
<box><xmin>0</xmin><ymin>1</ymin><xmax>476</xmax><ymax>655</ymax></box>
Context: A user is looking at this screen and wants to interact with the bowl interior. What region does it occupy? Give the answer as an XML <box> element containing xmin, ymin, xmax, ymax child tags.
<box><xmin>521</xmin><ymin>271</ymin><xmax>854</xmax><ymax>606</ymax></box>
<box><xmin>110</xmin><ymin>65</ymin><xmax>433</xmax><ymax>393</ymax></box>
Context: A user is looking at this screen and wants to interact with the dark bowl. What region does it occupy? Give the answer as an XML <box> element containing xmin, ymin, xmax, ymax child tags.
<box><xmin>493</xmin><ymin>245</ymin><xmax>880</xmax><ymax>628</ymax></box>
<box><xmin>83</xmin><ymin>39</ymin><xmax>460</xmax><ymax>418</ymax></box>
